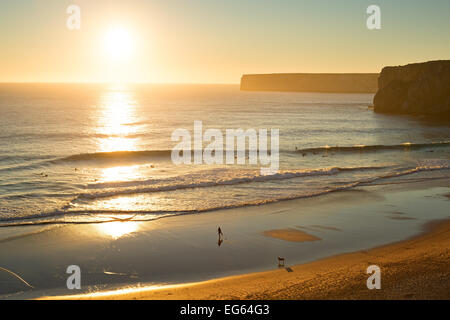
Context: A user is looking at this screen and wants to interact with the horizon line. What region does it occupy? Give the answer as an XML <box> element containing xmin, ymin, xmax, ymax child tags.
<box><xmin>0</xmin><ymin>81</ymin><xmax>241</xmax><ymax>85</ymax></box>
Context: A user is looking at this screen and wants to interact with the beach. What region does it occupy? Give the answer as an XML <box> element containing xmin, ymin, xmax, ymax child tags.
<box><xmin>0</xmin><ymin>85</ymin><xmax>449</xmax><ymax>300</ymax></box>
<box><xmin>0</xmin><ymin>175</ymin><xmax>447</xmax><ymax>300</ymax></box>
<box><xmin>53</xmin><ymin>219</ymin><xmax>450</xmax><ymax>300</ymax></box>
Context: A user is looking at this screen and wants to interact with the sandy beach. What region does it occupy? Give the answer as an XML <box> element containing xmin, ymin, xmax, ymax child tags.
<box><xmin>45</xmin><ymin>219</ymin><xmax>449</xmax><ymax>300</ymax></box>
<box><xmin>27</xmin><ymin>176</ymin><xmax>449</xmax><ymax>301</ymax></box>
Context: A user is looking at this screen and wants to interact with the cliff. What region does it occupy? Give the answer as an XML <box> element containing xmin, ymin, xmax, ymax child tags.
<box><xmin>240</xmin><ymin>73</ymin><xmax>379</xmax><ymax>93</ymax></box>
<box><xmin>373</xmin><ymin>60</ymin><xmax>450</xmax><ymax>116</ymax></box>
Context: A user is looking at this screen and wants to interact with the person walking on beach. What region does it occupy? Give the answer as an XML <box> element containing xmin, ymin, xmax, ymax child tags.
<box><xmin>217</xmin><ymin>227</ymin><xmax>224</xmax><ymax>247</ymax></box>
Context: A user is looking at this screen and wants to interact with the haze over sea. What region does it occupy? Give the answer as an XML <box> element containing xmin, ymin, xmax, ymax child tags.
<box><xmin>0</xmin><ymin>83</ymin><xmax>449</xmax><ymax>235</ymax></box>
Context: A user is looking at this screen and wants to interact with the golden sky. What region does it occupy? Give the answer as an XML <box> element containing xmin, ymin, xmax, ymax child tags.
<box><xmin>0</xmin><ymin>0</ymin><xmax>449</xmax><ymax>83</ymax></box>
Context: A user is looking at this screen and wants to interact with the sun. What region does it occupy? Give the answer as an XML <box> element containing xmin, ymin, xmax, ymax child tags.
<box><xmin>104</xmin><ymin>26</ymin><xmax>135</xmax><ymax>62</ymax></box>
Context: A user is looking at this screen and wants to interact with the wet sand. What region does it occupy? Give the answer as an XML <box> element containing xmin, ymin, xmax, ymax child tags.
<box><xmin>263</xmin><ymin>228</ymin><xmax>321</xmax><ymax>242</ymax></box>
<box><xmin>50</xmin><ymin>219</ymin><xmax>450</xmax><ymax>300</ymax></box>
<box><xmin>1</xmin><ymin>176</ymin><xmax>448</xmax><ymax>300</ymax></box>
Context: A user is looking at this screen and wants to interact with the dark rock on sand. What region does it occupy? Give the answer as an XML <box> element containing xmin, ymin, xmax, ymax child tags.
<box><xmin>373</xmin><ymin>60</ymin><xmax>450</xmax><ymax>117</ymax></box>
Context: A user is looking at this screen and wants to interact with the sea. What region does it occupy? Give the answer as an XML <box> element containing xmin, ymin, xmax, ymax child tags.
<box><xmin>0</xmin><ymin>83</ymin><xmax>449</xmax><ymax>234</ymax></box>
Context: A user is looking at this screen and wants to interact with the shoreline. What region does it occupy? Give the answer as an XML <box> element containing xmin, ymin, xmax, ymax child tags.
<box><xmin>0</xmin><ymin>174</ymin><xmax>447</xmax><ymax>300</ymax></box>
<box><xmin>43</xmin><ymin>218</ymin><xmax>450</xmax><ymax>300</ymax></box>
<box><xmin>30</xmin><ymin>177</ymin><xmax>450</xmax><ymax>301</ymax></box>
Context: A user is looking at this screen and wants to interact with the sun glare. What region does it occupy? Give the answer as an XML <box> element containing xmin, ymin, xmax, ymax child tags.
<box><xmin>96</xmin><ymin>88</ymin><xmax>139</xmax><ymax>152</ymax></box>
<box><xmin>104</xmin><ymin>26</ymin><xmax>134</xmax><ymax>62</ymax></box>
<box><xmin>97</xmin><ymin>221</ymin><xmax>140</xmax><ymax>239</ymax></box>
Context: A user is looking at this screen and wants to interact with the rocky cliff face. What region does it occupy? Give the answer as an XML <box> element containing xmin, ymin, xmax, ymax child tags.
<box><xmin>373</xmin><ymin>60</ymin><xmax>450</xmax><ymax>116</ymax></box>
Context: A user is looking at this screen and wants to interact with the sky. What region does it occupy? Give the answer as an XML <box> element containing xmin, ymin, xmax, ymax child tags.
<box><xmin>0</xmin><ymin>0</ymin><xmax>449</xmax><ymax>83</ymax></box>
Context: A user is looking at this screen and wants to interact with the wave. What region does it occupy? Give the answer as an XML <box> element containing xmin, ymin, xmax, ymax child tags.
<box><xmin>0</xmin><ymin>150</ymin><xmax>171</xmax><ymax>172</ymax></box>
<box><xmin>293</xmin><ymin>141</ymin><xmax>450</xmax><ymax>154</ymax></box>
<box><xmin>0</xmin><ymin>154</ymin><xmax>56</xmax><ymax>163</ymax></box>
<box><xmin>0</xmin><ymin>165</ymin><xmax>388</xmax><ymax>201</ymax></box>
<box><xmin>77</xmin><ymin>166</ymin><xmax>387</xmax><ymax>200</ymax></box>
<box><xmin>56</xmin><ymin>150</ymin><xmax>173</xmax><ymax>163</ymax></box>
<box><xmin>60</xmin><ymin>141</ymin><xmax>450</xmax><ymax>163</ymax></box>
<box><xmin>2</xmin><ymin>140</ymin><xmax>448</xmax><ymax>173</ymax></box>
<box><xmin>360</xmin><ymin>159</ymin><xmax>450</xmax><ymax>182</ymax></box>
<box><xmin>0</xmin><ymin>161</ymin><xmax>55</xmax><ymax>173</ymax></box>
<box><xmin>55</xmin><ymin>149</ymin><xmax>290</xmax><ymax>163</ymax></box>
<box><xmin>76</xmin><ymin>161</ymin><xmax>449</xmax><ymax>201</ymax></box>
<box><xmin>0</xmin><ymin>163</ymin><xmax>449</xmax><ymax>228</ymax></box>
<box><xmin>0</xmin><ymin>184</ymin><xmax>363</xmax><ymax>227</ymax></box>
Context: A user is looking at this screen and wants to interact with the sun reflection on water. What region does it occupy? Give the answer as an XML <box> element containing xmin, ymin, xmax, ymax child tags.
<box><xmin>97</xmin><ymin>221</ymin><xmax>140</xmax><ymax>239</ymax></box>
<box><xmin>97</xmin><ymin>85</ymin><xmax>140</xmax><ymax>152</ymax></box>
<box><xmin>100</xmin><ymin>165</ymin><xmax>142</xmax><ymax>183</ymax></box>
<box><xmin>93</xmin><ymin>85</ymin><xmax>147</xmax><ymax>214</ymax></box>
<box><xmin>101</xmin><ymin>196</ymin><xmax>142</xmax><ymax>211</ymax></box>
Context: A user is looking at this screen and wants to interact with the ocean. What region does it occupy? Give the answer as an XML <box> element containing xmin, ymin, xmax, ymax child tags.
<box><xmin>1</xmin><ymin>83</ymin><xmax>449</xmax><ymax>232</ymax></box>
